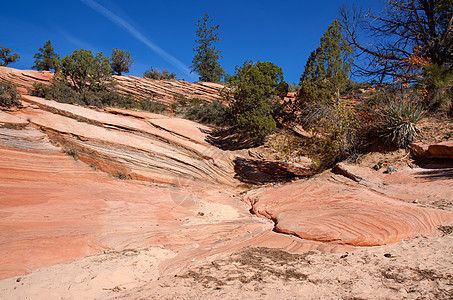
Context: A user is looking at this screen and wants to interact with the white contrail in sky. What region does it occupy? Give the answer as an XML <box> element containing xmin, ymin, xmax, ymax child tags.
<box><xmin>55</xmin><ymin>27</ymin><xmax>97</xmax><ymax>51</ymax></box>
<box><xmin>81</xmin><ymin>0</ymin><xmax>195</xmax><ymax>80</ymax></box>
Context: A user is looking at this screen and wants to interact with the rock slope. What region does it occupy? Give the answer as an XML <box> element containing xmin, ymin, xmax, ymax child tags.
<box><xmin>0</xmin><ymin>66</ymin><xmax>224</xmax><ymax>104</ymax></box>
<box><xmin>0</xmin><ymin>96</ymin><xmax>350</xmax><ymax>281</ymax></box>
<box><xmin>245</xmin><ymin>168</ymin><xmax>453</xmax><ymax>246</ymax></box>
<box><xmin>1</xmin><ymin>68</ymin><xmax>453</xmax><ymax>297</ymax></box>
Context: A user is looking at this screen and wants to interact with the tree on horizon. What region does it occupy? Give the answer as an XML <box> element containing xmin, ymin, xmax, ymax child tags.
<box><xmin>60</xmin><ymin>49</ymin><xmax>112</xmax><ymax>93</ymax></box>
<box><xmin>191</xmin><ymin>13</ymin><xmax>225</xmax><ymax>83</ymax></box>
<box><xmin>297</xmin><ymin>19</ymin><xmax>353</xmax><ymax>105</ymax></box>
<box><xmin>110</xmin><ymin>48</ymin><xmax>134</xmax><ymax>75</ymax></box>
<box><xmin>32</xmin><ymin>40</ymin><xmax>61</xmax><ymax>72</ymax></box>
<box><xmin>0</xmin><ymin>46</ymin><xmax>20</xmax><ymax>67</ymax></box>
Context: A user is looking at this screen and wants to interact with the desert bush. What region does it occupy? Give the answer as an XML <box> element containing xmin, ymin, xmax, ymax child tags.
<box><xmin>29</xmin><ymin>77</ymin><xmax>139</xmax><ymax>109</ymax></box>
<box><xmin>29</xmin><ymin>82</ymin><xmax>50</xmax><ymax>98</ymax></box>
<box><xmin>173</xmin><ymin>93</ymin><xmax>189</xmax><ymax>106</ymax></box>
<box><xmin>0</xmin><ymin>81</ymin><xmax>21</xmax><ymax>108</ymax></box>
<box><xmin>185</xmin><ymin>100</ymin><xmax>232</xmax><ymax>126</ymax></box>
<box><xmin>139</xmin><ymin>98</ymin><xmax>167</xmax><ymax>113</ymax></box>
<box><xmin>299</xmin><ymin>99</ymin><xmax>360</xmax><ymax>170</ymax></box>
<box><xmin>143</xmin><ymin>67</ymin><xmax>176</xmax><ymax>80</ymax></box>
<box><xmin>421</xmin><ymin>64</ymin><xmax>453</xmax><ymax>112</ymax></box>
<box><xmin>375</xmin><ymin>95</ymin><xmax>424</xmax><ymax>148</ymax></box>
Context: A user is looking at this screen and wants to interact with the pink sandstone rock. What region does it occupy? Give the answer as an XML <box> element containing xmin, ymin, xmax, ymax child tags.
<box><xmin>427</xmin><ymin>141</ymin><xmax>453</xmax><ymax>159</ymax></box>
<box><xmin>0</xmin><ymin>66</ymin><xmax>225</xmax><ymax>104</ymax></box>
<box><xmin>1</xmin><ymin>100</ymin><xmax>352</xmax><ymax>280</ymax></box>
<box><xmin>245</xmin><ymin>172</ymin><xmax>453</xmax><ymax>246</ymax></box>
<box><xmin>409</xmin><ymin>142</ymin><xmax>429</xmax><ymax>157</ymax></box>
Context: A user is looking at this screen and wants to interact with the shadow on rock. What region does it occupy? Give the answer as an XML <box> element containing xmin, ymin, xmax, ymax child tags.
<box><xmin>234</xmin><ymin>157</ymin><xmax>310</xmax><ymax>185</ymax></box>
<box><xmin>413</xmin><ymin>159</ymin><xmax>453</xmax><ymax>180</ymax></box>
<box><xmin>205</xmin><ymin>127</ymin><xmax>259</xmax><ymax>151</ymax></box>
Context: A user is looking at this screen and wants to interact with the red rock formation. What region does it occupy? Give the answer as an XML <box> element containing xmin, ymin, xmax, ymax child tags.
<box><xmin>0</xmin><ymin>66</ymin><xmax>224</xmax><ymax>104</ymax></box>
<box><xmin>0</xmin><ymin>96</ymin><xmax>350</xmax><ymax>280</ymax></box>
<box><xmin>0</xmin><ymin>66</ymin><xmax>53</xmax><ymax>94</ymax></box>
<box><xmin>1</xmin><ymin>70</ymin><xmax>453</xmax><ymax>282</ymax></box>
<box><xmin>245</xmin><ymin>170</ymin><xmax>453</xmax><ymax>246</ymax></box>
<box><xmin>427</xmin><ymin>141</ymin><xmax>453</xmax><ymax>159</ymax></box>
<box><xmin>113</xmin><ymin>75</ymin><xmax>225</xmax><ymax>104</ymax></box>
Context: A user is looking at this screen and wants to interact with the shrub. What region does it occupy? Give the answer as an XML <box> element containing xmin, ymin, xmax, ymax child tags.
<box><xmin>143</xmin><ymin>67</ymin><xmax>176</xmax><ymax>80</ymax></box>
<box><xmin>139</xmin><ymin>98</ymin><xmax>167</xmax><ymax>113</ymax></box>
<box><xmin>29</xmin><ymin>77</ymin><xmax>139</xmax><ymax>109</ymax></box>
<box><xmin>376</xmin><ymin>96</ymin><xmax>424</xmax><ymax>148</ymax></box>
<box><xmin>29</xmin><ymin>82</ymin><xmax>51</xmax><ymax>98</ymax></box>
<box><xmin>173</xmin><ymin>93</ymin><xmax>189</xmax><ymax>106</ymax></box>
<box><xmin>421</xmin><ymin>64</ymin><xmax>453</xmax><ymax>111</ymax></box>
<box><xmin>185</xmin><ymin>100</ymin><xmax>232</xmax><ymax>126</ymax></box>
<box><xmin>299</xmin><ymin>99</ymin><xmax>360</xmax><ymax>170</ymax></box>
<box><xmin>0</xmin><ymin>81</ymin><xmax>20</xmax><ymax>108</ymax></box>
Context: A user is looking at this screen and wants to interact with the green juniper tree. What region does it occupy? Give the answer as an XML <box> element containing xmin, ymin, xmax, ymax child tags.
<box><xmin>297</xmin><ymin>19</ymin><xmax>352</xmax><ymax>105</ymax></box>
<box><xmin>110</xmin><ymin>48</ymin><xmax>134</xmax><ymax>75</ymax></box>
<box><xmin>228</xmin><ymin>61</ymin><xmax>286</xmax><ymax>142</ymax></box>
<box><xmin>32</xmin><ymin>40</ymin><xmax>61</xmax><ymax>71</ymax></box>
<box><xmin>0</xmin><ymin>46</ymin><xmax>20</xmax><ymax>66</ymax></box>
<box><xmin>60</xmin><ymin>49</ymin><xmax>112</xmax><ymax>93</ymax></box>
<box><xmin>191</xmin><ymin>13</ymin><xmax>225</xmax><ymax>82</ymax></box>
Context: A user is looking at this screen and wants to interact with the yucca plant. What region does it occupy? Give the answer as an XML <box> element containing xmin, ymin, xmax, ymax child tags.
<box><xmin>377</xmin><ymin>97</ymin><xmax>424</xmax><ymax>148</ymax></box>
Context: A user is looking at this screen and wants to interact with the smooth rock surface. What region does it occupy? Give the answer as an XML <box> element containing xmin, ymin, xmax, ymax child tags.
<box><xmin>245</xmin><ymin>171</ymin><xmax>453</xmax><ymax>246</ymax></box>
<box><xmin>427</xmin><ymin>141</ymin><xmax>453</xmax><ymax>159</ymax></box>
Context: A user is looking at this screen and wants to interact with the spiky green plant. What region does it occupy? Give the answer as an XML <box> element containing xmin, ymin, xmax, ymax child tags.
<box><xmin>377</xmin><ymin>98</ymin><xmax>424</xmax><ymax>148</ymax></box>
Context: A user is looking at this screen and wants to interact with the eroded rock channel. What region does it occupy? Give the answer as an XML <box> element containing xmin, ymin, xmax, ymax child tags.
<box><xmin>0</xmin><ymin>68</ymin><xmax>452</xmax><ymax>299</ymax></box>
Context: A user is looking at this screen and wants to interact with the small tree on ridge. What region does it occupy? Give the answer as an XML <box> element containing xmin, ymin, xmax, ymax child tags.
<box><xmin>191</xmin><ymin>13</ymin><xmax>225</xmax><ymax>82</ymax></box>
<box><xmin>110</xmin><ymin>48</ymin><xmax>134</xmax><ymax>75</ymax></box>
<box><xmin>0</xmin><ymin>46</ymin><xmax>20</xmax><ymax>67</ymax></box>
<box><xmin>297</xmin><ymin>19</ymin><xmax>352</xmax><ymax>105</ymax></box>
<box><xmin>60</xmin><ymin>49</ymin><xmax>112</xmax><ymax>93</ymax></box>
<box><xmin>32</xmin><ymin>40</ymin><xmax>61</xmax><ymax>71</ymax></box>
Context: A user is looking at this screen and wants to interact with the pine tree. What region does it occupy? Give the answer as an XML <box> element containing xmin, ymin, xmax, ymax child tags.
<box><xmin>0</xmin><ymin>46</ymin><xmax>20</xmax><ymax>66</ymax></box>
<box><xmin>32</xmin><ymin>40</ymin><xmax>60</xmax><ymax>71</ymax></box>
<box><xmin>298</xmin><ymin>19</ymin><xmax>352</xmax><ymax>105</ymax></box>
<box><xmin>191</xmin><ymin>13</ymin><xmax>224</xmax><ymax>82</ymax></box>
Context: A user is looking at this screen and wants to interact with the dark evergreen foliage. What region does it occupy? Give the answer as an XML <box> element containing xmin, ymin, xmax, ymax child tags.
<box><xmin>32</xmin><ymin>40</ymin><xmax>61</xmax><ymax>71</ymax></box>
<box><xmin>191</xmin><ymin>13</ymin><xmax>225</xmax><ymax>82</ymax></box>
<box><xmin>228</xmin><ymin>61</ymin><xmax>287</xmax><ymax>142</ymax></box>
<box><xmin>0</xmin><ymin>46</ymin><xmax>20</xmax><ymax>66</ymax></box>
<box><xmin>297</xmin><ymin>19</ymin><xmax>352</xmax><ymax>105</ymax></box>
<box><xmin>110</xmin><ymin>48</ymin><xmax>134</xmax><ymax>75</ymax></box>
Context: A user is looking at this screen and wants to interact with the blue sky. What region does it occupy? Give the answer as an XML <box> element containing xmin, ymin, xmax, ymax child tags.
<box><xmin>1</xmin><ymin>0</ymin><xmax>383</xmax><ymax>84</ymax></box>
